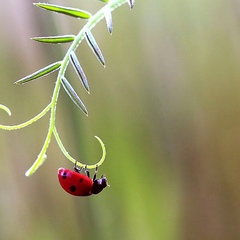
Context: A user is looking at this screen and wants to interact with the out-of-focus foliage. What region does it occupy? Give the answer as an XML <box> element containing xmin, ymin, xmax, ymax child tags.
<box><xmin>1</xmin><ymin>0</ymin><xmax>240</xmax><ymax>239</ymax></box>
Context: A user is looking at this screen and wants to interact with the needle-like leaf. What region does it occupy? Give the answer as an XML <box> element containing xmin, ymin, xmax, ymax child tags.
<box><xmin>104</xmin><ymin>6</ymin><xmax>113</xmax><ymax>34</ymax></box>
<box><xmin>32</xmin><ymin>35</ymin><xmax>75</xmax><ymax>44</ymax></box>
<box><xmin>61</xmin><ymin>77</ymin><xmax>88</xmax><ymax>116</ymax></box>
<box><xmin>127</xmin><ymin>0</ymin><xmax>135</xmax><ymax>9</ymax></box>
<box><xmin>84</xmin><ymin>29</ymin><xmax>105</xmax><ymax>66</ymax></box>
<box><xmin>69</xmin><ymin>51</ymin><xmax>90</xmax><ymax>93</ymax></box>
<box><xmin>34</xmin><ymin>3</ymin><xmax>92</xmax><ymax>19</ymax></box>
<box><xmin>15</xmin><ymin>61</ymin><xmax>62</xmax><ymax>84</ymax></box>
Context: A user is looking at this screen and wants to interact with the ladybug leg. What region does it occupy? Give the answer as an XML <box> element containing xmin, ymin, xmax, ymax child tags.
<box><xmin>74</xmin><ymin>161</ymin><xmax>83</xmax><ymax>173</ymax></box>
<box><xmin>84</xmin><ymin>165</ymin><xmax>90</xmax><ymax>178</ymax></box>
<box><xmin>92</xmin><ymin>165</ymin><xmax>99</xmax><ymax>181</ymax></box>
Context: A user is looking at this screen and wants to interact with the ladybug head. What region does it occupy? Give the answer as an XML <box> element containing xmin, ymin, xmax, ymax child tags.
<box><xmin>91</xmin><ymin>175</ymin><xmax>109</xmax><ymax>195</ymax></box>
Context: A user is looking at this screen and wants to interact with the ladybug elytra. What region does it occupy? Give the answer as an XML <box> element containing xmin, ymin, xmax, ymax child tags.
<box><xmin>58</xmin><ymin>163</ymin><xmax>109</xmax><ymax>196</ymax></box>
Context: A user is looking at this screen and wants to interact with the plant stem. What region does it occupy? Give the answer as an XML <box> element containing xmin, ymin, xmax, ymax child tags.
<box><xmin>50</xmin><ymin>0</ymin><xmax>128</xmax><ymax>158</ymax></box>
<box><xmin>23</xmin><ymin>0</ymin><xmax>128</xmax><ymax>175</ymax></box>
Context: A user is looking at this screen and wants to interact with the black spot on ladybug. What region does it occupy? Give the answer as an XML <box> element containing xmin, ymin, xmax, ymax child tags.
<box><xmin>79</xmin><ymin>178</ymin><xmax>84</xmax><ymax>183</ymax></box>
<box><xmin>70</xmin><ymin>185</ymin><xmax>76</xmax><ymax>192</ymax></box>
<box><xmin>62</xmin><ymin>171</ymin><xmax>67</xmax><ymax>179</ymax></box>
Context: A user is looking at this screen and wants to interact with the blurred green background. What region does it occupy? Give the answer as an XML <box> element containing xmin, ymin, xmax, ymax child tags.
<box><xmin>1</xmin><ymin>0</ymin><xmax>240</xmax><ymax>239</ymax></box>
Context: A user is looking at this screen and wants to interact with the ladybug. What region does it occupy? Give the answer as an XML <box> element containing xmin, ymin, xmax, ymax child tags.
<box><xmin>58</xmin><ymin>162</ymin><xmax>109</xmax><ymax>196</ymax></box>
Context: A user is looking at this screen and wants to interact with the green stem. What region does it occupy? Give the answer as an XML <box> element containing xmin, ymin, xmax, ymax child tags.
<box><xmin>53</xmin><ymin>126</ymin><xmax>77</xmax><ymax>163</ymax></box>
<box><xmin>0</xmin><ymin>103</ymin><xmax>51</xmax><ymax>131</ymax></box>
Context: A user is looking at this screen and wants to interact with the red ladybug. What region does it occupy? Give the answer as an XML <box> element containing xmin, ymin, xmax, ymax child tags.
<box><xmin>58</xmin><ymin>163</ymin><xmax>109</xmax><ymax>196</ymax></box>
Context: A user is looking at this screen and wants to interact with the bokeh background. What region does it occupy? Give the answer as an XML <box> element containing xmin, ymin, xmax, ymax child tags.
<box><xmin>1</xmin><ymin>0</ymin><xmax>240</xmax><ymax>239</ymax></box>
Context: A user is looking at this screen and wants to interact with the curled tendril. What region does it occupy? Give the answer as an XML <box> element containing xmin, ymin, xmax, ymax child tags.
<box><xmin>88</xmin><ymin>136</ymin><xmax>107</xmax><ymax>169</ymax></box>
<box><xmin>0</xmin><ymin>104</ymin><xmax>51</xmax><ymax>131</ymax></box>
<box><xmin>54</xmin><ymin>130</ymin><xmax>106</xmax><ymax>170</ymax></box>
<box><xmin>0</xmin><ymin>104</ymin><xmax>11</xmax><ymax>116</ymax></box>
